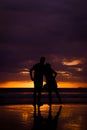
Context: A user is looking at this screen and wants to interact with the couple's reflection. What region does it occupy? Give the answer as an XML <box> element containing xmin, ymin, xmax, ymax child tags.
<box><xmin>32</xmin><ymin>105</ymin><xmax>62</xmax><ymax>130</ymax></box>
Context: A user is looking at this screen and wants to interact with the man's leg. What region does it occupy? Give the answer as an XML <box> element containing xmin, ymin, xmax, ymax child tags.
<box><xmin>33</xmin><ymin>88</ymin><xmax>36</xmax><ymax>105</ymax></box>
<box><xmin>38</xmin><ymin>91</ymin><xmax>41</xmax><ymax>104</ymax></box>
<box><xmin>38</xmin><ymin>86</ymin><xmax>44</xmax><ymax>107</ymax></box>
<box><xmin>48</xmin><ymin>89</ymin><xmax>52</xmax><ymax>105</ymax></box>
<box><xmin>38</xmin><ymin>89</ymin><xmax>41</xmax><ymax>106</ymax></box>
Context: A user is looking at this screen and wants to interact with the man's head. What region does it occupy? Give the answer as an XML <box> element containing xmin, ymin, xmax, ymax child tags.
<box><xmin>40</xmin><ymin>57</ymin><xmax>45</xmax><ymax>64</ymax></box>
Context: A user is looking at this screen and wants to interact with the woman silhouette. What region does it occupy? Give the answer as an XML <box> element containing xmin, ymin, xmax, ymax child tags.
<box><xmin>44</xmin><ymin>63</ymin><xmax>62</xmax><ymax>104</ymax></box>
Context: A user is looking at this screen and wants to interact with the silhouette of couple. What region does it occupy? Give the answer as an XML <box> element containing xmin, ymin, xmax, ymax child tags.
<box><xmin>30</xmin><ymin>57</ymin><xmax>62</xmax><ymax>106</ymax></box>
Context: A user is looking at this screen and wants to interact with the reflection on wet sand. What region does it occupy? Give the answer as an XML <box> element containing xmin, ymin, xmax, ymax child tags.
<box><xmin>0</xmin><ymin>104</ymin><xmax>87</xmax><ymax>130</ymax></box>
<box><xmin>32</xmin><ymin>105</ymin><xmax>62</xmax><ymax>130</ymax></box>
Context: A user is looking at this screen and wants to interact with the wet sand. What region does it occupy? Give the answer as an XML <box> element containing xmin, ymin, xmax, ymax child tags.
<box><xmin>0</xmin><ymin>104</ymin><xmax>87</xmax><ymax>130</ymax></box>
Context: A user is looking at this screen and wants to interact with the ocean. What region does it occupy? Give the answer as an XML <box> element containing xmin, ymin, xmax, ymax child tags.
<box><xmin>0</xmin><ymin>88</ymin><xmax>87</xmax><ymax>105</ymax></box>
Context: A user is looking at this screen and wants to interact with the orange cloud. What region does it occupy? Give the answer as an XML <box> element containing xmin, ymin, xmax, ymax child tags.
<box><xmin>19</xmin><ymin>68</ymin><xmax>29</xmax><ymax>75</ymax></box>
<box><xmin>74</xmin><ymin>67</ymin><xmax>83</xmax><ymax>72</ymax></box>
<box><xmin>57</xmin><ymin>71</ymin><xmax>72</xmax><ymax>78</ymax></box>
<box><xmin>62</xmin><ymin>58</ymin><xmax>84</xmax><ymax>66</ymax></box>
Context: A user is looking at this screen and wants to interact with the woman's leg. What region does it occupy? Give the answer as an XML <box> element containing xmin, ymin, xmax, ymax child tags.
<box><xmin>54</xmin><ymin>88</ymin><xmax>62</xmax><ymax>104</ymax></box>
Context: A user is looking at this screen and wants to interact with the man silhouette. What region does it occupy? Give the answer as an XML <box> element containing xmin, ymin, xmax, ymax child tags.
<box><xmin>30</xmin><ymin>57</ymin><xmax>45</xmax><ymax>106</ymax></box>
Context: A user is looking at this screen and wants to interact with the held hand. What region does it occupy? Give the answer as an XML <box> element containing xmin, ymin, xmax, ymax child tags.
<box><xmin>53</xmin><ymin>73</ymin><xmax>57</xmax><ymax>78</ymax></box>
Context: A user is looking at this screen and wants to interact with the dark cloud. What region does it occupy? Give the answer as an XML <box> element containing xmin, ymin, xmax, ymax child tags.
<box><xmin>0</xmin><ymin>0</ymin><xmax>87</xmax><ymax>84</ymax></box>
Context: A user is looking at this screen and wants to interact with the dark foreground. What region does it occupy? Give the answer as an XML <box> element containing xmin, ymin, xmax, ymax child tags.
<box><xmin>0</xmin><ymin>104</ymin><xmax>87</xmax><ymax>130</ymax></box>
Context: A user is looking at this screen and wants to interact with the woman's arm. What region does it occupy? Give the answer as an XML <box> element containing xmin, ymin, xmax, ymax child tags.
<box><xmin>52</xmin><ymin>69</ymin><xmax>57</xmax><ymax>77</ymax></box>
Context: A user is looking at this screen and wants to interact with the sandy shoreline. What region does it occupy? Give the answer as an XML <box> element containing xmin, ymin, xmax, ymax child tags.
<box><xmin>0</xmin><ymin>104</ymin><xmax>87</xmax><ymax>130</ymax></box>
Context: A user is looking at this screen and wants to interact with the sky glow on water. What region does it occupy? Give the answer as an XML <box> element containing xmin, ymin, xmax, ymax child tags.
<box><xmin>0</xmin><ymin>104</ymin><xmax>87</xmax><ymax>130</ymax></box>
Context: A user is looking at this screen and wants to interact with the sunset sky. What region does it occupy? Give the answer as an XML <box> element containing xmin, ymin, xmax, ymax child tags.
<box><xmin>0</xmin><ymin>0</ymin><xmax>87</xmax><ymax>88</ymax></box>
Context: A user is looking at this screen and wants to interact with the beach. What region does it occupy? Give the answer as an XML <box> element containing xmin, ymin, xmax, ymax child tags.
<box><xmin>0</xmin><ymin>104</ymin><xmax>87</xmax><ymax>130</ymax></box>
<box><xmin>0</xmin><ymin>88</ymin><xmax>87</xmax><ymax>130</ymax></box>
